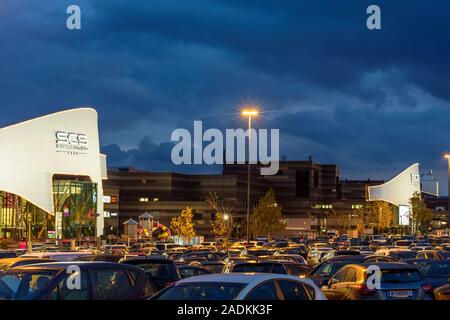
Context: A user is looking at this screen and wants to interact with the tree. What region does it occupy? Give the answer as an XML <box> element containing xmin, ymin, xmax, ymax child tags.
<box><xmin>409</xmin><ymin>192</ymin><xmax>433</xmax><ymax>234</ymax></box>
<box><xmin>365</xmin><ymin>201</ymin><xmax>395</xmax><ymax>233</ymax></box>
<box><xmin>250</xmin><ymin>189</ymin><xmax>286</xmax><ymax>240</ymax></box>
<box><xmin>170</xmin><ymin>207</ymin><xmax>196</xmax><ymax>237</ymax></box>
<box><xmin>206</xmin><ymin>191</ymin><xmax>234</xmax><ymax>238</ymax></box>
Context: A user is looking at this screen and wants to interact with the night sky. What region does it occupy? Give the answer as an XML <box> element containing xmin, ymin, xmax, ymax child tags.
<box><xmin>1</xmin><ymin>1</ymin><xmax>449</xmax><ymax>194</ymax></box>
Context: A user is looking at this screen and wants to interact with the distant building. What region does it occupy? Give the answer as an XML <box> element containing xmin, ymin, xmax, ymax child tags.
<box><xmin>103</xmin><ymin>161</ymin><xmax>382</xmax><ymax>238</ymax></box>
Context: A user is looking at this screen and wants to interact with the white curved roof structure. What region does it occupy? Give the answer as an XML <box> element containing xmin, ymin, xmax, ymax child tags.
<box><xmin>368</xmin><ymin>163</ymin><xmax>421</xmax><ymax>206</ymax></box>
<box><xmin>0</xmin><ymin>108</ymin><xmax>107</xmax><ymax>235</ymax></box>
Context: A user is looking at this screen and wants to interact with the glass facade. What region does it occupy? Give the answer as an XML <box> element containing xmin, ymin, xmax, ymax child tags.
<box><xmin>0</xmin><ymin>192</ymin><xmax>48</xmax><ymax>239</ymax></box>
<box><xmin>0</xmin><ymin>179</ymin><xmax>97</xmax><ymax>240</ymax></box>
<box><xmin>53</xmin><ymin>180</ymin><xmax>98</xmax><ymax>239</ymax></box>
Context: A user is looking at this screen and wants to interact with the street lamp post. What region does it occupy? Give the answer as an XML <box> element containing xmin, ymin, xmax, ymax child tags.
<box><xmin>445</xmin><ymin>154</ymin><xmax>450</xmax><ymax>227</ymax></box>
<box><xmin>223</xmin><ymin>213</ymin><xmax>231</xmax><ymax>256</ymax></box>
<box><xmin>242</xmin><ymin>109</ymin><xmax>258</xmax><ymax>244</ymax></box>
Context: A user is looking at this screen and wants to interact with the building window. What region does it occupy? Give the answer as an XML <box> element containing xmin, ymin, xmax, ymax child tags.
<box><xmin>312</xmin><ymin>204</ymin><xmax>333</xmax><ymax>209</ymax></box>
<box><xmin>139</xmin><ymin>197</ymin><xmax>149</xmax><ymax>202</ymax></box>
<box><xmin>352</xmin><ymin>204</ymin><xmax>364</xmax><ymax>210</ymax></box>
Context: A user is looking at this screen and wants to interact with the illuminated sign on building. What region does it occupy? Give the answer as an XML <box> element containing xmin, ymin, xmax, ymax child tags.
<box><xmin>55</xmin><ymin>131</ymin><xmax>89</xmax><ymax>155</ymax></box>
<box><xmin>399</xmin><ymin>205</ymin><xmax>410</xmax><ymax>226</ymax></box>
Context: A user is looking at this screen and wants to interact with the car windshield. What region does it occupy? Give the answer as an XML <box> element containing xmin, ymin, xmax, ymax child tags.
<box><xmin>380</xmin><ymin>269</ymin><xmax>423</xmax><ymax>283</ymax></box>
<box><xmin>425</xmin><ymin>262</ymin><xmax>450</xmax><ymax>277</ymax></box>
<box><xmin>0</xmin><ymin>270</ymin><xmax>58</xmax><ymax>300</ymax></box>
<box><xmin>232</xmin><ymin>264</ymin><xmax>273</xmax><ymax>273</ymax></box>
<box><xmin>390</xmin><ymin>252</ymin><xmax>417</xmax><ymax>260</ymax></box>
<box><xmin>247</xmin><ymin>250</ymin><xmax>270</xmax><ymax>256</ymax></box>
<box><xmin>133</xmin><ymin>263</ymin><xmax>176</xmax><ymax>280</ymax></box>
<box><xmin>0</xmin><ymin>252</ymin><xmax>17</xmax><ymax>259</ymax></box>
<box><xmin>396</xmin><ymin>241</ymin><xmax>412</xmax><ymax>246</ymax></box>
<box><xmin>201</xmin><ymin>265</ymin><xmax>224</xmax><ymax>274</ymax></box>
<box><xmin>312</xmin><ymin>261</ymin><xmax>353</xmax><ymax>276</ymax></box>
<box><xmin>157</xmin><ymin>282</ymin><xmax>246</xmax><ymax>300</ymax></box>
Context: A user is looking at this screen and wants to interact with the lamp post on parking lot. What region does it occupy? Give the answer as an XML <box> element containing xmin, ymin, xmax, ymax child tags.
<box><xmin>241</xmin><ymin>108</ymin><xmax>259</xmax><ymax>244</ymax></box>
<box><xmin>445</xmin><ymin>154</ymin><xmax>450</xmax><ymax>228</ymax></box>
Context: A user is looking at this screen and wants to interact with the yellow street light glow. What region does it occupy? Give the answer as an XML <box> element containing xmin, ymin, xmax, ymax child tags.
<box><xmin>445</xmin><ymin>154</ymin><xmax>450</xmax><ymax>159</ymax></box>
<box><xmin>223</xmin><ymin>214</ymin><xmax>230</xmax><ymax>221</ymax></box>
<box><xmin>241</xmin><ymin>109</ymin><xmax>259</xmax><ymax>116</ymax></box>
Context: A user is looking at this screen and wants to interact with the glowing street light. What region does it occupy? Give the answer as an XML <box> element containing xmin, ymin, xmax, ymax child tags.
<box><xmin>241</xmin><ymin>110</ymin><xmax>259</xmax><ymax>116</ymax></box>
<box><xmin>241</xmin><ymin>107</ymin><xmax>259</xmax><ymax>244</ymax></box>
<box><xmin>223</xmin><ymin>214</ymin><xmax>230</xmax><ymax>221</ymax></box>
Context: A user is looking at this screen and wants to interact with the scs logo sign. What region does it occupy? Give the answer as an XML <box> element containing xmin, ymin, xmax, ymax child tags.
<box><xmin>56</xmin><ymin>131</ymin><xmax>89</xmax><ymax>155</ymax></box>
<box><xmin>56</xmin><ymin>131</ymin><xmax>88</xmax><ymax>146</ymax></box>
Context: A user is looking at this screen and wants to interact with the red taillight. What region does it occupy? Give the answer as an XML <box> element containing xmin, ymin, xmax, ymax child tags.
<box><xmin>421</xmin><ymin>283</ymin><xmax>433</xmax><ymax>294</ymax></box>
<box><xmin>358</xmin><ymin>284</ymin><xmax>377</xmax><ymax>296</ymax></box>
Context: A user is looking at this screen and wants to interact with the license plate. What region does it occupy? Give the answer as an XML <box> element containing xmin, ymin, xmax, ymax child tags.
<box><xmin>387</xmin><ymin>290</ymin><xmax>413</xmax><ymax>298</ymax></box>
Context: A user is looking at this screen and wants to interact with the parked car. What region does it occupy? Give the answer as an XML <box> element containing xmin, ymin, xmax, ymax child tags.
<box><xmin>375</xmin><ymin>248</ymin><xmax>417</xmax><ymax>261</ymax></box>
<box><xmin>438</xmin><ymin>251</ymin><xmax>450</xmax><ymax>259</ymax></box>
<box><xmin>321</xmin><ymin>262</ymin><xmax>433</xmax><ymax>300</ymax></box>
<box><xmin>434</xmin><ymin>278</ymin><xmax>450</xmax><ymax>300</ymax></box>
<box><xmin>150</xmin><ymin>273</ymin><xmax>326</xmax><ymax>300</ymax></box>
<box><xmin>279</xmin><ymin>245</ymin><xmax>308</xmax><ymax>258</ymax></box>
<box><xmin>241</xmin><ymin>248</ymin><xmax>272</xmax><ymax>257</ymax></box>
<box><xmin>416</xmin><ymin>250</ymin><xmax>444</xmax><ymax>260</ymax></box>
<box><xmin>322</xmin><ymin>250</ymin><xmax>361</xmax><ymax>261</ymax></box>
<box><xmin>393</xmin><ymin>240</ymin><xmax>413</xmax><ymax>248</ymax></box>
<box><xmin>189</xmin><ymin>261</ymin><xmax>227</xmax><ymax>274</ymax></box>
<box><xmin>307</xmin><ymin>245</ymin><xmax>333</xmax><ymax>266</ymax></box>
<box><xmin>227</xmin><ymin>261</ymin><xmax>312</xmax><ymax>277</ymax></box>
<box><xmin>418</xmin><ymin>260</ymin><xmax>450</xmax><ymax>291</ymax></box>
<box><xmin>101</xmin><ymin>245</ymin><xmax>128</xmax><ymax>255</ymax></box>
<box><xmin>177</xmin><ymin>266</ymin><xmax>211</xmax><ymax>279</ymax></box>
<box><xmin>408</xmin><ymin>243</ymin><xmax>433</xmax><ymax>251</ymax></box>
<box><xmin>178</xmin><ymin>251</ymin><xmax>225</xmax><ymax>262</ymax></box>
<box><xmin>348</xmin><ymin>246</ymin><xmax>374</xmax><ymax>255</ymax></box>
<box><xmin>308</xmin><ymin>255</ymin><xmax>366</xmax><ymax>287</ymax></box>
<box><xmin>0</xmin><ymin>262</ymin><xmax>156</xmax><ymax>300</ymax></box>
<box><xmin>0</xmin><ymin>257</ymin><xmax>57</xmax><ymax>271</ymax></box>
<box><xmin>154</xmin><ymin>243</ymin><xmax>181</xmax><ymax>252</ymax></box>
<box><xmin>264</xmin><ymin>253</ymin><xmax>307</xmax><ymax>265</ymax></box>
<box><xmin>21</xmin><ymin>251</ymin><xmax>94</xmax><ymax>261</ymax></box>
<box><xmin>76</xmin><ymin>254</ymin><xmax>124</xmax><ymax>263</ymax></box>
<box><xmin>0</xmin><ymin>251</ymin><xmax>18</xmax><ymax>259</ymax></box>
<box><xmin>120</xmin><ymin>257</ymin><xmax>180</xmax><ymax>291</ymax></box>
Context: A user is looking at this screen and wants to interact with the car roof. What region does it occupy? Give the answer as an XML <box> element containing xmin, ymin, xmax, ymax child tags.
<box><xmin>176</xmin><ymin>273</ymin><xmax>309</xmax><ymax>284</ymax></box>
<box><xmin>0</xmin><ymin>257</ymin><xmax>54</xmax><ymax>264</ymax></box>
<box><xmin>199</xmin><ymin>261</ymin><xmax>226</xmax><ymax>265</ymax></box>
<box><xmin>417</xmin><ymin>259</ymin><xmax>450</xmax><ymax>264</ymax></box>
<box><xmin>350</xmin><ymin>262</ymin><xmax>419</xmax><ymax>270</ymax></box>
<box><xmin>121</xmin><ymin>257</ymin><xmax>173</xmax><ymax>264</ymax></box>
<box><xmin>328</xmin><ymin>255</ymin><xmax>365</xmax><ymax>261</ymax></box>
<box><xmin>9</xmin><ymin>261</ymin><xmax>127</xmax><ymax>270</ymax></box>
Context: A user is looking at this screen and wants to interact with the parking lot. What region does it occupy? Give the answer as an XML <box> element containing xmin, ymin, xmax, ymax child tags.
<box><xmin>1</xmin><ymin>235</ymin><xmax>449</xmax><ymax>301</ymax></box>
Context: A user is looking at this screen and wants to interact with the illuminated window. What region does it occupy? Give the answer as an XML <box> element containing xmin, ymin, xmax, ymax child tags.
<box><xmin>139</xmin><ymin>197</ymin><xmax>149</xmax><ymax>202</ymax></box>
<box><xmin>312</xmin><ymin>204</ymin><xmax>333</xmax><ymax>209</ymax></box>
<box><xmin>352</xmin><ymin>204</ymin><xmax>364</xmax><ymax>210</ymax></box>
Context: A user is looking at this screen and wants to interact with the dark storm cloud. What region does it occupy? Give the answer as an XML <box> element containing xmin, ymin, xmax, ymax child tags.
<box><xmin>0</xmin><ymin>1</ymin><xmax>449</xmax><ymax>191</ymax></box>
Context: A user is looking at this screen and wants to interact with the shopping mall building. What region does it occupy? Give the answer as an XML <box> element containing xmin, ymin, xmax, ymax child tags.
<box><xmin>0</xmin><ymin>108</ymin><xmax>107</xmax><ymax>240</ymax></box>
